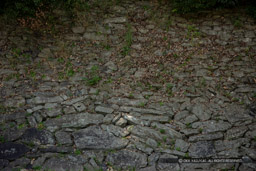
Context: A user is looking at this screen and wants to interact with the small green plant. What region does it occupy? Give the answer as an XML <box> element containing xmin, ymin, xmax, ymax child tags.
<box><xmin>57</xmin><ymin>57</ymin><xmax>65</xmax><ymax>63</ymax></box>
<box><xmin>26</xmin><ymin>141</ymin><xmax>35</xmax><ymax>147</ymax></box>
<box><xmin>128</xmin><ymin>93</ymin><xmax>134</xmax><ymax>99</ymax></box>
<box><xmin>163</xmin><ymin>136</ymin><xmax>167</xmax><ymax>142</ymax></box>
<box><xmin>159</xmin><ymin>101</ymin><xmax>164</xmax><ymax>106</ymax></box>
<box><xmin>38</xmin><ymin>122</ymin><xmax>45</xmax><ymax>130</ymax></box>
<box><xmin>232</xmin><ymin>17</ymin><xmax>242</xmax><ymax>28</ymax></box>
<box><xmin>173</xmin><ymin>53</ymin><xmax>179</xmax><ymax>59</ymax></box>
<box><xmin>30</xmin><ymin>71</ymin><xmax>36</xmax><ymax>79</ymax></box>
<box><xmin>66</xmin><ymin>67</ymin><xmax>75</xmax><ymax>77</ymax></box>
<box><xmin>25</xmin><ymin>113</ymin><xmax>32</xmax><ymax>117</ymax></box>
<box><xmin>33</xmin><ymin>166</ymin><xmax>42</xmax><ymax>170</ymax></box>
<box><xmin>75</xmin><ymin>149</ymin><xmax>82</xmax><ymax>155</ymax></box>
<box><xmin>9</xmin><ymin>122</ymin><xmax>16</xmax><ymax>128</ymax></box>
<box><xmin>166</xmin><ymin>83</ymin><xmax>173</xmax><ymax>96</ymax></box>
<box><xmin>139</xmin><ymin>102</ymin><xmax>145</xmax><ymax>107</ymax></box>
<box><xmin>95</xmin><ymin>89</ymin><xmax>100</xmax><ymax>95</ymax></box>
<box><xmin>0</xmin><ymin>136</ymin><xmax>5</xmax><ymax>143</ymax></box>
<box><xmin>121</xmin><ymin>23</ymin><xmax>132</xmax><ymax>56</ymax></box>
<box><xmin>170</xmin><ymin>139</ymin><xmax>176</xmax><ymax>145</ymax></box>
<box><xmin>18</xmin><ymin>123</ymin><xmax>26</xmax><ymax>129</ymax></box>
<box><xmin>157</xmin><ymin>142</ymin><xmax>162</xmax><ymax>147</ymax></box>
<box><xmin>185</xmin><ymin>152</ymin><xmax>190</xmax><ymax>158</ymax></box>
<box><xmin>176</xmin><ymin>147</ymin><xmax>181</xmax><ymax>151</ymax></box>
<box><xmin>160</xmin><ymin>129</ymin><xmax>166</xmax><ymax>134</ymax></box>
<box><xmin>84</xmin><ymin>65</ymin><xmax>102</xmax><ymax>86</ymax></box>
<box><xmin>87</xmin><ymin>76</ymin><xmax>101</xmax><ymax>86</ymax></box>
<box><xmin>0</xmin><ymin>105</ymin><xmax>7</xmax><ymax>114</ymax></box>
<box><xmin>199</xmin><ymin>128</ymin><xmax>203</xmax><ymax>133</ymax></box>
<box><xmin>186</xmin><ymin>123</ymin><xmax>192</xmax><ymax>128</ymax></box>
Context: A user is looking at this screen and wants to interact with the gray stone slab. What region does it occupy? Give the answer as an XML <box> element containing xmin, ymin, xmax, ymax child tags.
<box><xmin>151</xmin><ymin>122</ymin><xmax>183</xmax><ymax>139</ymax></box>
<box><xmin>225</xmin><ymin>105</ymin><xmax>252</xmax><ymax>125</ymax></box>
<box><xmin>55</xmin><ymin>131</ymin><xmax>73</xmax><ymax>145</ymax></box>
<box><xmin>32</xmin><ymin>96</ymin><xmax>63</xmax><ymax>104</ymax></box>
<box><xmin>191</xmin><ymin>104</ymin><xmax>211</xmax><ymax>121</ymax></box>
<box><xmin>108</xmin><ymin>97</ymin><xmax>147</xmax><ymax>107</ymax></box>
<box><xmin>0</xmin><ymin>142</ymin><xmax>29</xmax><ymax>160</ymax></box>
<box><xmin>95</xmin><ymin>106</ymin><xmax>114</xmax><ymax>114</ymax></box>
<box><xmin>129</xmin><ymin>125</ymin><xmax>163</xmax><ymax>141</ymax></box>
<box><xmin>72</xmin><ymin>126</ymin><xmax>128</xmax><ymax>150</ymax></box>
<box><xmin>22</xmin><ymin>128</ymin><xmax>55</xmax><ymax>145</ymax></box>
<box><xmin>189</xmin><ymin>141</ymin><xmax>216</xmax><ymax>158</ymax></box>
<box><xmin>157</xmin><ymin>154</ymin><xmax>180</xmax><ymax>171</ymax></box>
<box><xmin>105</xmin><ymin>149</ymin><xmax>147</xmax><ymax>169</ymax></box>
<box><xmin>101</xmin><ymin>124</ymin><xmax>129</xmax><ymax>137</ymax></box>
<box><xmin>192</xmin><ymin>120</ymin><xmax>232</xmax><ymax>133</ymax></box>
<box><xmin>44</xmin><ymin>113</ymin><xmax>104</xmax><ymax>128</ymax></box>
<box><xmin>189</xmin><ymin>132</ymin><xmax>223</xmax><ymax>142</ymax></box>
<box><xmin>119</xmin><ymin>106</ymin><xmax>165</xmax><ymax>115</ymax></box>
<box><xmin>43</xmin><ymin>157</ymin><xmax>83</xmax><ymax>171</ymax></box>
<box><xmin>104</xmin><ymin>17</ymin><xmax>127</xmax><ymax>23</ymax></box>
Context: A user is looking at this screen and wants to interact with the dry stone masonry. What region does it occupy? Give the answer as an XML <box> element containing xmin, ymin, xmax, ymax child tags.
<box><xmin>0</xmin><ymin>0</ymin><xmax>256</xmax><ymax>170</ymax></box>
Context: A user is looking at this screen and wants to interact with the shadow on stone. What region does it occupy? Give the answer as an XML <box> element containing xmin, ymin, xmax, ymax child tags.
<box><xmin>0</xmin><ymin>142</ymin><xmax>29</xmax><ymax>160</ymax></box>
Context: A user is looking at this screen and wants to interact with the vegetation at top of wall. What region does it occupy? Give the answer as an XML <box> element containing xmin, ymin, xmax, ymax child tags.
<box><xmin>0</xmin><ymin>0</ymin><xmax>78</xmax><ymax>18</ymax></box>
<box><xmin>172</xmin><ymin>0</ymin><xmax>256</xmax><ymax>19</ymax></box>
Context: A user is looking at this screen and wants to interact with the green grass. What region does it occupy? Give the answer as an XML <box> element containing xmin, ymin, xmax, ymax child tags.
<box><xmin>32</xmin><ymin>166</ymin><xmax>42</xmax><ymax>170</ymax></box>
<box><xmin>37</xmin><ymin>122</ymin><xmax>45</xmax><ymax>130</ymax></box>
<box><xmin>139</xmin><ymin>102</ymin><xmax>145</xmax><ymax>107</ymax></box>
<box><xmin>163</xmin><ymin>136</ymin><xmax>167</xmax><ymax>142</ymax></box>
<box><xmin>186</xmin><ymin>123</ymin><xmax>192</xmax><ymax>128</ymax></box>
<box><xmin>160</xmin><ymin>129</ymin><xmax>166</xmax><ymax>134</ymax></box>
<box><xmin>185</xmin><ymin>152</ymin><xmax>190</xmax><ymax>158</ymax></box>
<box><xmin>121</xmin><ymin>23</ymin><xmax>132</xmax><ymax>56</ymax></box>
<box><xmin>199</xmin><ymin>128</ymin><xmax>203</xmax><ymax>133</ymax></box>
<box><xmin>128</xmin><ymin>93</ymin><xmax>134</xmax><ymax>99</ymax></box>
<box><xmin>176</xmin><ymin>147</ymin><xmax>181</xmax><ymax>151</ymax></box>
<box><xmin>75</xmin><ymin>149</ymin><xmax>82</xmax><ymax>155</ymax></box>
<box><xmin>187</xmin><ymin>25</ymin><xmax>201</xmax><ymax>39</ymax></box>
<box><xmin>0</xmin><ymin>136</ymin><xmax>5</xmax><ymax>143</ymax></box>
<box><xmin>86</xmin><ymin>76</ymin><xmax>101</xmax><ymax>86</ymax></box>
<box><xmin>18</xmin><ymin>123</ymin><xmax>26</xmax><ymax>129</ymax></box>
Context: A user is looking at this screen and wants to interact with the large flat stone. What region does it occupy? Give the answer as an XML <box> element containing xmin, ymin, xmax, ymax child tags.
<box><xmin>104</xmin><ymin>17</ymin><xmax>127</xmax><ymax>23</ymax></box>
<box><xmin>225</xmin><ymin>126</ymin><xmax>248</xmax><ymax>140</ymax></box>
<box><xmin>189</xmin><ymin>141</ymin><xmax>216</xmax><ymax>158</ymax></box>
<box><xmin>83</xmin><ymin>33</ymin><xmax>106</xmax><ymax>41</ymax></box>
<box><xmin>189</xmin><ymin>132</ymin><xmax>223</xmax><ymax>142</ymax></box>
<box><xmin>95</xmin><ymin>106</ymin><xmax>114</xmax><ymax>114</ymax></box>
<box><xmin>32</xmin><ymin>96</ymin><xmax>63</xmax><ymax>104</ymax></box>
<box><xmin>225</xmin><ymin>105</ymin><xmax>252</xmax><ymax>125</ymax></box>
<box><xmin>140</xmin><ymin>115</ymin><xmax>169</xmax><ymax>122</ymax></box>
<box><xmin>129</xmin><ymin>125</ymin><xmax>163</xmax><ymax>141</ymax></box>
<box><xmin>44</xmin><ymin>113</ymin><xmax>104</xmax><ymax>128</ymax></box>
<box><xmin>119</xmin><ymin>106</ymin><xmax>165</xmax><ymax>115</ymax></box>
<box><xmin>43</xmin><ymin>157</ymin><xmax>83</xmax><ymax>171</ymax></box>
<box><xmin>61</xmin><ymin>95</ymin><xmax>88</xmax><ymax>105</ymax></box>
<box><xmin>192</xmin><ymin>120</ymin><xmax>232</xmax><ymax>133</ymax></box>
<box><xmin>151</xmin><ymin>122</ymin><xmax>183</xmax><ymax>139</ymax></box>
<box><xmin>22</xmin><ymin>128</ymin><xmax>55</xmax><ymax>145</ymax></box>
<box><xmin>101</xmin><ymin>124</ymin><xmax>129</xmax><ymax>137</ymax></box>
<box><xmin>72</xmin><ymin>126</ymin><xmax>128</xmax><ymax>150</ymax></box>
<box><xmin>108</xmin><ymin>97</ymin><xmax>147</xmax><ymax>107</ymax></box>
<box><xmin>105</xmin><ymin>150</ymin><xmax>147</xmax><ymax>169</ymax></box>
<box><xmin>157</xmin><ymin>154</ymin><xmax>180</xmax><ymax>171</ymax></box>
<box><xmin>0</xmin><ymin>142</ymin><xmax>29</xmax><ymax>160</ymax></box>
<box><xmin>191</xmin><ymin>104</ymin><xmax>211</xmax><ymax>121</ymax></box>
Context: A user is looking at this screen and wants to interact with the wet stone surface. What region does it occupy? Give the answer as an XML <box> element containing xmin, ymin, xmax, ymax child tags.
<box><xmin>0</xmin><ymin>0</ymin><xmax>256</xmax><ymax>170</ymax></box>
